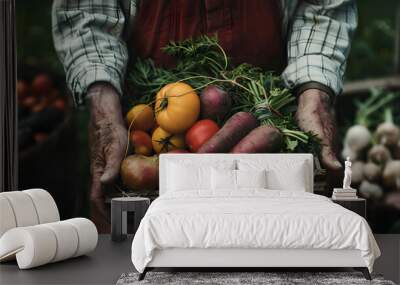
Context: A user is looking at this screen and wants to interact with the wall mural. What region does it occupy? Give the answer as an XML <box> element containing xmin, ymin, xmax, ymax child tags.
<box><xmin>14</xmin><ymin>0</ymin><xmax>400</xmax><ymax>234</ymax></box>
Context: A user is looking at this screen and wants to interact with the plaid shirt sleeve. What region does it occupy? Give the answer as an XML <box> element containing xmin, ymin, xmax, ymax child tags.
<box><xmin>281</xmin><ymin>0</ymin><xmax>357</xmax><ymax>97</ymax></box>
<box><xmin>52</xmin><ymin>0</ymin><xmax>128</xmax><ymax>105</ymax></box>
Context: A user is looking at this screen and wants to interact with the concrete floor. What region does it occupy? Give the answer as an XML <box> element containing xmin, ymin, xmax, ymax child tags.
<box><xmin>0</xmin><ymin>235</ymin><xmax>399</xmax><ymax>285</ymax></box>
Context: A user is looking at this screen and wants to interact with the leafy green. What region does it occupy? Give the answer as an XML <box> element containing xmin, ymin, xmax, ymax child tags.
<box><xmin>354</xmin><ymin>88</ymin><xmax>400</xmax><ymax>128</ymax></box>
<box><xmin>127</xmin><ymin>35</ymin><xmax>320</xmax><ymax>153</ymax></box>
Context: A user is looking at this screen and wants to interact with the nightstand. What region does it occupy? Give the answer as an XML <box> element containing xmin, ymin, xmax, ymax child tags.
<box><xmin>331</xmin><ymin>198</ymin><xmax>366</xmax><ymax>219</ymax></box>
<box><xmin>111</xmin><ymin>197</ymin><xmax>150</xmax><ymax>242</ymax></box>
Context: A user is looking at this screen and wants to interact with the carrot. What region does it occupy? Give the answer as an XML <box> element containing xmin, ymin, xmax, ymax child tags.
<box><xmin>197</xmin><ymin>112</ymin><xmax>259</xmax><ymax>153</ymax></box>
<box><xmin>230</xmin><ymin>125</ymin><xmax>282</xmax><ymax>153</ymax></box>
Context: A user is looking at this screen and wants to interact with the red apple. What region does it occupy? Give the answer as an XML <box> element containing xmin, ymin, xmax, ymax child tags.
<box><xmin>120</xmin><ymin>155</ymin><xmax>159</xmax><ymax>190</ymax></box>
<box><xmin>130</xmin><ymin>130</ymin><xmax>153</xmax><ymax>156</ymax></box>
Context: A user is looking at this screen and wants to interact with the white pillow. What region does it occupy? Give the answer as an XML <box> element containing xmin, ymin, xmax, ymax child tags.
<box><xmin>167</xmin><ymin>163</ymin><xmax>211</xmax><ymax>191</ymax></box>
<box><xmin>238</xmin><ymin>159</ymin><xmax>308</xmax><ymax>191</ymax></box>
<box><xmin>211</xmin><ymin>168</ymin><xmax>237</xmax><ymax>190</ymax></box>
<box><xmin>266</xmin><ymin>162</ymin><xmax>307</xmax><ymax>191</ymax></box>
<box><xmin>211</xmin><ymin>169</ymin><xmax>267</xmax><ymax>190</ymax></box>
<box><xmin>236</xmin><ymin>169</ymin><xmax>267</xmax><ymax>189</ymax></box>
<box><xmin>167</xmin><ymin>160</ymin><xmax>236</xmax><ymax>192</ymax></box>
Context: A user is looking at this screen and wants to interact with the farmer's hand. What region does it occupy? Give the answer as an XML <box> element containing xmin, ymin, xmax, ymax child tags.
<box><xmin>87</xmin><ymin>83</ymin><xmax>128</xmax><ymax>220</ymax></box>
<box><xmin>296</xmin><ymin>89</ymin><xmax>342</xmax><ymax>172</ymax></box>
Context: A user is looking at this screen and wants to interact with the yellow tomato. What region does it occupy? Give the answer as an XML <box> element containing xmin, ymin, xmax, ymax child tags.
<box><xmin>155</xmin><ymin>82</ymin><xmax>200</xmax><ymax>134</ymax></box>
<box><xmin>152</xmin><ymin>127</ymin><xmax>186</xmax><ymax>153</ymax></box>
<box><xmin>126</xmin><ymin>104</ymin><xmax>155</xmax><ymax>132</ymax></box>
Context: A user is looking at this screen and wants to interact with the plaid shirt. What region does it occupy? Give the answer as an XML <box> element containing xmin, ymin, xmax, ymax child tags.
<box><xmin>52</xmin><ymin>0</ymin><xmax>357</xmax><ymax>105</ymax></box>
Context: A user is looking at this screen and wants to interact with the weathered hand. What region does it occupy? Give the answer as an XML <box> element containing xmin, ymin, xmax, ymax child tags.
<box><xmin>87</xmin><ymin>83</ymin><xmax>127</xmax><ymax>220</ymax></box>
<box><xmin>296</xmin><ymin>89</ymin><xmax>342</xmax><ymax>172</ymax></box>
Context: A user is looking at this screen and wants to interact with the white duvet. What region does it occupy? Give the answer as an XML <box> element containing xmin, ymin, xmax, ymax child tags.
<box><xmin>131</xmin><ymin>190</ymin><xmax>380</xmax><ymax>273</ymax></box>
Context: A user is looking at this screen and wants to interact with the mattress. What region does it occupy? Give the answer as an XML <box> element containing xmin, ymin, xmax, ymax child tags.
<box><xmin>131</xmin><ymin>190</ymin><xmax>380</xmax><ymax>273</ymax></box>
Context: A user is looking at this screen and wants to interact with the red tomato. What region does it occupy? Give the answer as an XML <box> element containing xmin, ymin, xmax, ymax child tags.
<box><xmin>33</xmin><ymin>132</ymin><xmax>49</xmax><ymax>144</ymax></box>
<box><xmin>21</xmin><ymin>96</ymin><xmax>36</xmax><ymax>108</ymax></box>
<box><xmin>31</xmin><ymin>99</ymin><xmax>47</xmax><ymax>113</ymax></box>
<box><xmin>185</xmin><ymin>119</ymin><xmax>220</xmax><ymax>152</ymax></box>
<box><xmin>130</xmin><ymin>130</ymin><xmax>153</xmax><ymax>156</ymax></box>
<box><xmin>31</xmin><ymin>73</ymin><xmax>53</xmax><ymax>95</ymax></box>
<box><xmin>16</xmin><ymin>80</ymin><xmax>30</xmax><ymax>99</ymax></box>
<box><xmin>52</xmin><ymin>98</ymin><xmax>66</xmax><ymax>112</ymax></box>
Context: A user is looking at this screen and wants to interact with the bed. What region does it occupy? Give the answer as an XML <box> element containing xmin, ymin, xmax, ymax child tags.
<box><xmin>131</xmin><ymin>154</ymin><xmax>380</xmax><ymax>280</ymax></box>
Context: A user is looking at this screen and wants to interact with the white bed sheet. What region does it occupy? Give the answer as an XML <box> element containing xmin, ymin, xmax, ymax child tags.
<box><xmin>131</xmin><ymin>190</ymin><xmax>380</xmax><ymax>273</ymax></box>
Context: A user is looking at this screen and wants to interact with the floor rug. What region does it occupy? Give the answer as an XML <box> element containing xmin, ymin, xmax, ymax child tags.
<box><xmin>116</xmin><ymin>271</ymin><xmax>395</xmax><ymax>285</ymax></box>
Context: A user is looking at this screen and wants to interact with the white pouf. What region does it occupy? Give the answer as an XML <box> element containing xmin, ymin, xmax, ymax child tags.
<box><xmin>1</xmin><ymin>191</ymin><xmax>40</xmax><ymax>228</ymax></box>
<box><xmin>65</xmin><ymin>218</ymin><xmax>98</xmax><ymax>257</ymax></box>
<box><xmin>42</xmin><ymin>221</ymin><xmax>79</xmax><ymax>262</ymax></box>
<box><xmin>0</xmin><ymin>189</ymin><xmax>98</xmax><ymax>269</ymax></box>
<box><xmin>0</xmin><ymin>226</ymin><xmax>57</xmax><ymax>268</ymax></box>
<box><xmin>0</xmin><ymin>196</ymin><xmax>17</xmax><ymax>237</ymax></box>
<box><xmin>0</xmin><ymin>218</ymin><xmax>98</xmax><ymax>269</ymax></box>
<box><xmin>0</xmin><ymin>189</ymin><xmax>60</xmax><ymax>237</ymax></box>
<box><xmin>23</xmin><ymin>188</ymin><xmax>60</xmax><ymax>224</ymax></box>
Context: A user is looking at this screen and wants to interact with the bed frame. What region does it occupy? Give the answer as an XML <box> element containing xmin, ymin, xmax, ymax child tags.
<box><xmin>139</xmin><ymin>248</ymin><xmax>371</xmax><ymax>280</ymax></box>
<box><xmin>138</xmin><ymin>154</ymin><xmax>372</xmax><ymax>281</ymax></box>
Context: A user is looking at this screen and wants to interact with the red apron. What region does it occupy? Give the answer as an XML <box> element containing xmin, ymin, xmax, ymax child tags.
<box><xmin>131</xmin><ymin>0</ymin><xmax>285</xmax><ymax>71</ymax></box>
